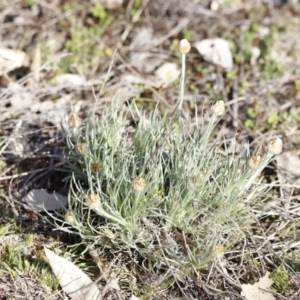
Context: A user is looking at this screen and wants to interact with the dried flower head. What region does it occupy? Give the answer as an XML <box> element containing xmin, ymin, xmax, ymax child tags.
<box><xmin>133</xmin><ymin>177</ymin><xmax>146</xmax><ymax>192</ymax></box>
<box><xmin>248</xmin><ymin>156</ymin><xmax>262</xmax><ymax>169</ymax></box>
<box><xmin>87</xmin><ymin>194</ymin><xmax>100</xmax><ymax>209</ymax></box>
<box><xmin>178</xmin><ymin>39</ymin><xmax>191</xmax><ymax>54</ymax></box>
<box><xmin>211</xmin><ymin>100</ymin><xmax>226</xmax><ymax>116</ymax></box>
<box><xmin>268</xmin><ymin>138</ymin><xmax>283</xmax><ymax>155</ymax></box>
<box><xmin>91</xmin><ymin>162</ymin><xmax>101</xmax><ymax>174</ymax></box>
<box><xmin>163</xmin><ymin>141</ymin><xmax>171</xmax><ymax>153</ymax></box>
<box><xmin>190</xmin><ymin>169</ymin><xmax>207</xmax><ymax>185</ymax></box>
<box><xmin>215</xmin><ymin>245</ymin><xmax>225</xmax><ymax>259</ymax></box>
<box><xmin>76</xmin><ymin>142</ymin><xmax>87</xmax><ymax>154</ymax></box>
<box><xmin>200</xmin><ymin>168</ymin><xmax>207</xmax><ymax>178</ymax></box>
<box><xmin>65</xmin><ymin>211</ymin><xmax>76</xmax><ymax>224</ymax></box>
<box><xmin>68</xmin><ymin>114</ymin><xmax>82</xmax><ymax>129</ymax></box>
<box><xmin>190</xmin><ymin>175</ymin><xmax>199</xmax><ymax>185</ymax></box>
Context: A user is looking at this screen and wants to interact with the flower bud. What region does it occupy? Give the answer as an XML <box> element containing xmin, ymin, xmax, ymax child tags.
<box><xmin>211</xmin><ymin>100</ymin><xmax>226</xmax><ymax>116</ymax></box>
<box><xmin>190</xmin><ymin>169</ymin><xmax>207</xmax><ymax>185</ymax></box>
<box><xmin>87</xmin><ymin>194</ymin><xmax>100</xmax><ymax>209</ymax></box>
<box><xmin>65</xmin><ymin>211</ymin><xmax>76</xmax><ymax>225</ymax></box>
<box><xmin>178</xmin><ymin>39</ymin><xmax>191</xmax><ymax>54</ymax></box>
<box><xmin>133</xmin><ymin>177</ymin><xmax>146</xmax><ymax>192</ymax></box>
<box><xmin>268</xmin><ymin>138</ymin><xmax>283</xmax><ymax>155</ymax></box>
<box><xmin>76</xmin><ymin>143</ymin><xmax>87</xmax><ymax>154</ymax></box>
<box><xmin>68</xmin><ymin>114</ymin><xmax>81</xmax><ymax>129</ymax></box>
<box><xmin>215</xmin><ymin>245</ymin><xmax>225</xmax><ymax>259</ymax></box>
<box><xmin>91</xmin><ymin>162</ymin><xmax>101</xmax><ymax>174</ymax></box>
<box><xmin>248</xmin><ymin>156</ymin><xmax>262</xmax><ymax>169</ymax></box>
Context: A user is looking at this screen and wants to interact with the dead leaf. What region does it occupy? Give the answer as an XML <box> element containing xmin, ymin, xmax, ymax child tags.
<box><xmin>241</xmin><ymin>272</ymin><xmax>275</xmax><ymax>300</ymax></box>
<box><xmin>194</xmin><ymin>38</ymin><xmax>233</xmax><ymax>70</ymax></box>
<box><xmin>6</xmin><ymin>119</ymin><xmax>30</xmax><ymax>155</ymax></box>
<box><xmin>275</xmin><ymin>150</ymin><xmax>300</xmax><ymax>212</ymax></box>
<box><xmin>45</xmin><ymin>248</ymin><xmax>101</xmax><ymax>300</ymax></box>
<box><xmin>250</xmin><ymin>47</ymin><xmax>261</xmax><ymax>65</ymax></box>
<box><xmin>55</xmin><ymin>74</ymin><xmax>87</xmax><ymax>85</ymax></box>
<box><xmin>130</xmin><ymin>28</ymin><xmax>166</xmax><ymax>74</ymax></box>
<box><xmin>0</xmin><ymin>47</ymin><xmax>29</xmax><ymax>75</ymax></box>
<box><xmin>92</xmin><ymin>0</ymin><xmax>123</xmax><ymax>9</ymax></box>
<box><xmin>106</xmin><ymin>277</ymin><xmax>120</xmax><ymax>291</ymax></box>
<box><xmin>29</xmin><ymin>95</ymin><xmax>83</xmax><ymax>127</ymax></box>
<box><xmin>9</xmin><ymin>89</ymin><xmax>34</xmax><ymax>110</ymax></box>
<box><xmin>210</xmin><ymin>0</ymin><xmax>223</xmax><ymax>11</ymax></box>
<box><xmin>276</xmin><ymin>150</ymin><xmax>300</xmax><ymax>186</ymax></box>
<box><xmin>153</xmin><ymin>62</ymin><xmax>181</xmax><ymax>88</ymax></box>
<box><xmin>23</xmin><ymin>189</ymin><xmax>68</xmax><ymax>212</ymax></box>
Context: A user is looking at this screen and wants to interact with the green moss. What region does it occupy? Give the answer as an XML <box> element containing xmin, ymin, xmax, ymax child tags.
<box><xmin>170</xmin><ymin>39</ymin><xmax>179</xmax><ymax>52</ymax></box>
<box><xmin>247</xmin><ymin>103</ymin><xmax>260</xmax><ymax>119</ymax></box>
<box><xmin>295</xmin><ymin>79</ymin><xmax>300</xmax><ymax>91</ymax></box>
<box><xmin>267</xmin><ymin>112</ymin><xmax>279</xmax><ymax>127</ymax></box>
<box><xmin>271</xmin><ymin>264</ymin><xmax>290</xmax><ymax>294</ymax></box>
<box><xmin>189</xmin><ymin>83</ymin><xmax>199</xmax><ymax>93</ymax></box>
<box><xmin>130</xmin><ymin>0</ymin><xmax>142</xmax><ymax>18</ymax></box>
<box><xmin>183</xmin><ymin>29</ymin><xmax>194</xmax><ymax>41</ymax></box>
<box><xmin>0</xmin><ymin>225</ymin><xmax>9</xmax><ymax>238</ymax></box>
<box><xmin>0</xmin><ymin>233</ymin><xmax>59</xmax><ymax>291</ymax></box>
<box><xmin>92</xmin><ymin>3</ymin><xmax>112</xmax><ymax>26</ymax></box>
<box><xmin>195</xmin><ymin>66</ymin><xmax>208</xmax><ymax>74</ymax></box>
<box><xmin>244</xmin><ymin>102</ymin><xmax>260</xmax><ymax>130</ymax></box>
<box><xmin>57</xmin><ymin>5</ymin><xmax>114</xmax><ymax>76</ymax></box>
<box><xmin>0</xmin><ymin>159</ymin><xmax>7</xmax><ymax>170</ymax></box>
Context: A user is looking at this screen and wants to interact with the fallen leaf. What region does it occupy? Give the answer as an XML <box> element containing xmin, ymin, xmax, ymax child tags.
<box><xmin>210</xmin><ymin>0</ymin><xmax>223</xmax><ymax>11</ymax></box>
<box><xmin>276</xmin><ymin>150</ymin><xmax>300</xmax><ymax>186</ymax></box>
<box><xmin>23</xmin><ymin>189</ymin><xmax>68</xmax><ymax>212</ymax></box>
<box><xmin>92</xmin><ymin>0</ymin><xmax>123</xmax><ymax>9</ymax></box>
<box><xmin>55</xmin><ymin>74</ymin><xmax>87</xmax><ymax>85</ymax></box>
<box><xmin>241</xmin><ymin>272</ymin><xmax>275</xmax><ymax>300</ymax></box>
<box><xmin>153</xmin><ymin>62</ymin><xmax>181</xmax><ymax>88</ymax></box>
<box><xmin>106</xmin><ymin>277</ymin><xmax>120</xmax><ymax>291</ymax></box>
<box><xmin>194</xmin><ymin>38</ymin><xmax>233</xmax><ymax>70</ymax></box>
<box><xmin>29</xmin><ymin>95</ymin><xmax>83</xmax><ymax>127</ymax></box>
<box><xmin>45</xmin><ymin>248</ymin><xmax>101</xmax><ymax>300</ymax></box>
<box><xmin>6</xmin><ymin>120</ymin><xmax>30</xmax><ymax>156</ymax></box>
<box><xmin>250</xmin><ymin>47</ymin><xmax>261</xmax><ymax>65</ymax></box>
<box><xmin>9</xmin><ymin>90</ymin><xmax>34</xmax><ymax>110</ymax></box>
<box><xmin>275</xmin><ymin>149</ymin><xmax>300</xmax><ymax>212</ymax></box>
<box><xmin>0</xmin><ymin>47</ymin><xmax>29</xmax><ymax>75</ymax></box>
<box><xmin>130</xmin><ymin>28</ymin><xmax>165</xmax><ymax>73</ymax></box>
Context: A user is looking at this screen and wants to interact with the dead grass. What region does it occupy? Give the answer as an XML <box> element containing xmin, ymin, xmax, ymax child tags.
<box><xmin>0</xmin><ymin>0</ymin><xmax>300</xmax><ymax>299</ymax></box>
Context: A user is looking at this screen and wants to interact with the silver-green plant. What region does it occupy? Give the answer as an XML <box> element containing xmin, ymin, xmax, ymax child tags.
<box><xmin>53</xmin><ymin>39</ymin><xmax>283</xmax><ymax>291</ymax></box>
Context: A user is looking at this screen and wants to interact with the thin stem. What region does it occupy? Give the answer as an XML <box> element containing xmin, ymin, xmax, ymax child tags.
<box><xmin>178</xmin><ymin>53</ymin><xmax>186</xmax><ymax>116</ymax></box>
<box><xmin>243</xmin><ymin>152</ymin><xmax>274</xmax><ymax>192</ymax></box>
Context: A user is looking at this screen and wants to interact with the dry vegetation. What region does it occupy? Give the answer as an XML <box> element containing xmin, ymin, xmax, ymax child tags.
<box><xmin>0</xmin><ymin>0</ymin><xmax>300</xmax><ymax>299</ymax></box>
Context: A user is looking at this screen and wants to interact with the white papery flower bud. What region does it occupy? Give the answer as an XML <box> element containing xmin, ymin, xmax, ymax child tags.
<box><xmin>248</xmin><ymin>156</ymin><xmax>262</xmax><ymax>169</ymax></box>
<box><xmin>178</xmin><ymin>39</ymin><xmax>191</xmax><ymax>54</ymax></box>
<box><xmin>76</xmin><ymin>143</ymin><xmax>87</xmax><ymax>154</ymax></box>
<box><xmin>268</xmin><ymin>138</ymin><xmax>283</xmax><ymax>155</ymax></box>
<box><xmin>211</xmin><ymin>100</ymin><xmax>226</xmax><ymax>116</ymax></box>
<box><xmin>133</xmin><ymin>177</ymin><xmax>146</xmax><ymax>192</ymax></box>
<box><xmin>87</xmin><ymin>194</ymin><xmax>100</xmax><ymax>209</ymax></box>
<box><xmin>68</xmin><ymin>114</ymin><xmax>82</xmax><ymax>129</ymax></box>
<box><xmin>65</xmin><ymin>211</ymin><xmax>76</xmax><ymax>225</ymax></box>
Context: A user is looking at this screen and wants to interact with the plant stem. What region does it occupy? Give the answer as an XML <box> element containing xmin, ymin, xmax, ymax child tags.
<box><xmin>178</xmin><ymin>53</ymin><xmax>186</xmax><ymax>118</ymax></box>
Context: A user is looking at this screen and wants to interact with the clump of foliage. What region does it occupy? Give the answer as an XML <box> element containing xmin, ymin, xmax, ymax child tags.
<box><xmin>60</xmin><ymin>3</ymin><xmax>113</xmax><ymax>76</ymax></box>
<box><xmin>52</xmin><ymin>39</ymin><xmax>283</xmax><ymax>295</ymax></box>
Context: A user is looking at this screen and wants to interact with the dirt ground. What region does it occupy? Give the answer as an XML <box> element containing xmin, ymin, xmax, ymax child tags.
<box><xmin>0</xmin><ymin>0</ymin><xmax>300</xmax><ymax>299</ymax></box>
